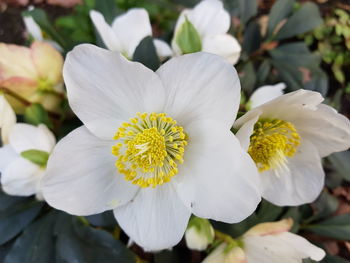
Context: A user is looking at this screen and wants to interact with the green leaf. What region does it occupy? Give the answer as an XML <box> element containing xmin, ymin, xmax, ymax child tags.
<box><xmin>256</xmin><ymin>200</ymin><xmax>284</xmax><ymax>222</ymax></box>
<box><xmin>175</xmin><ymin>17</ymin><xmax>202</xmax><ymax>54</ymax></box>
<box><xmin>94</xmin><ymin>0</ymin><xmax>119</xmax><ymax>23</ymax></box>
<box><xmin>133</xmin><ymin>36</ymin><xmax>160</xmax><ymax>71</ymax></box>
<box><xmin>24</xmin><ymin>104</ymin><xmax>52</xmax><ymax>128</ymax></box>
<box><xmin>240</xmin><ymin>62</ymin><xmax>256</xmax><ymax>94</ymax></box>
<box><xmin>328</xmin><ymin>151</ymin><xmax>350</xmax><ymax>182</ymax></box>
<box><xmin>275</xmin><ymin>3</ymin><xmax>323</xmax><ymax>40</ymax></box>
<box><xmin>256</xmin><ymin>60</ymin><xmax>271</xmax><ymax>86</ymax></box>
<box><xmin>267</xmin><ymin>0</ymin><xmax>294</xmax><ymax>37</ymax></box>
<box><xmin>305</xmin><ymin>191</ymin><xmax>338</xmax><ymax>223</ymax></box>
<box><xmin>272</xmin><ymin>60</ymin><xmax>303</xmax><ymax>91</ymax></box>
<box><xmin>238</xmin><ymin>0</ymin><xmax>257</xmax><ymax>24</ymax></box>
<box><xmin>0</xmin><ymin>191</ymin><xmax>43</xmax><ymax>245</ymax></box>
<box><xmin>243</xmin><ymin>21</ymin><xmax>261</xmax><ymax>54</ymax></box>
<box><xmin>304</xmin><ymin>68</ymin><xmax>328</xmax><ymax>96</ymax></box>
<box><xmin>21</xmin><ymin>150</ymin><xmax>49</xmax><ymax>167</ymax></box>
<box><xmin>322</xmin><ymin>254</ymin><xmax>350</xmax><ymax>263</ymax></box>
<box><xmin>22</xmin><ymin>8</ymin><xmax>68</xmax><ymax>49</ymax></box>
<box><xmin>4</xmin><ymin>212</ymin><xmax>57</xmax><ymax>263</ymax></box>
<box><xmin>305</xmin><ymin>214</ymin><xmax>350</xmax><ymax>240</ymax></box>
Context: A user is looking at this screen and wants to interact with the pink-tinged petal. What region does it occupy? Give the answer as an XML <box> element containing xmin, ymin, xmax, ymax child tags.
<box><xmin>30</xmin><ymin>41</ymin><xmax>63</xmax><ymax>85</ymax></box>
<box><xmin>244</xmin><ymin>218</ymin><xmax>293</xmax><ymax>237</ymax></box>
<box><xmin>0</xmin><ymin>43</ymin><xmax>37</xmax><ymax>80</ymax></box>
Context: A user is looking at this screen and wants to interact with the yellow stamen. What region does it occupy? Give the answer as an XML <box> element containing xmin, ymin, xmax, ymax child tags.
<box><xmin>112</xmin><ymin>112</ymin><xmax>188</xmax><ymax>188</ymax></box>
<box><xmin>248</xmin><ymin>119</ymin><xmax>300</xmax><ymax>173</ymax></box>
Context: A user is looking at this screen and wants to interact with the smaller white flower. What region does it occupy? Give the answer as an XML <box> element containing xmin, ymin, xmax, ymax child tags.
<box><xmin>23</xmin><ymin>7</ymin><xmax>63</xmax><ymax>52</ymax></box>
<box><xmin>0</xmin><ymin>123</ymin><xmax>56</xmax><ymax>200</ymax></box>
<box><xmin>172</xmin><ymin>0</ymin><xmax>241</xmax><ymax>64</ymax></box>
<box><xmin>234</xmin><ymin>89</ymin><xmax>350</xmax><ymax>206</ymax></box>
<box><xmin>203</xmin><ymin>219</ymin><xmax>325</xmax><ymax>263</ymax></box>
<box><xmin>185</xmin><ymin>217</ymin><xmax>215</xmax><ymax>251</ymax></box>
<box><xmin>248</xmin><ymin>83</ymin><xmax>286</xmax><ymax>109</ymax></box>
<box><xmin>0</xmin><ymin>95</ymin><xmax>16</xmax><ymax>144</ymax></box>
<box><xmin>90</xmin><ymin>9</ymin><xmax>173</xmax><ymax>60</ymax></box>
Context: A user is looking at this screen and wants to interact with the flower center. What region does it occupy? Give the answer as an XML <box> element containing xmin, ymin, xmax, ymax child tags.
<box><xmin>248</xmin><ymin>119</ymin><xmax>300</xmax><ymax>173</ymax></box>
<box><xmin>112</xmin><ymin>112</ymin><xmax>187</xmax><ymax>188</ymax></box>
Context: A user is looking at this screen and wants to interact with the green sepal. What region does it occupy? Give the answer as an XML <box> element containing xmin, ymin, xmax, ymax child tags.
<box><xmin>188</xmin><ymin>216</ymin><xmax>214</xmax><ymax>243</ymax></box>
<box><xmin>21</xmin><ymin>149</ymin><xmax>49</xmax><ymax>167</ymax></box>
<box><xmin>175</xmin><ymin>17</ymin><xmax>202</xmax><ymax>54</ymax></box>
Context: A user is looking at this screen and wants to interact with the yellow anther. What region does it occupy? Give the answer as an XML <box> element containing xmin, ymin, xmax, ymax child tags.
<box><xmin>248</xmin><ymin>118</ymin><xmax>300</xmax><ymax>173</ymax></box>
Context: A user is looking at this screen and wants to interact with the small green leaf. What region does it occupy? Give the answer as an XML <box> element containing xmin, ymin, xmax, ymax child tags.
<box><xmin>328</xmin><ymin>151</ymin><xmax>350</xmax><ymax>182</ymax></box>
<box><xmin>267</xmin><ymin>0</ymin><xmax>294</xmax><ymax>37</ymax></box>
<box><xmin>133</xmin><ymin>36</ymin><xmax>160</xmax><ymax>71</ymax></box>
<box><xmin>21</xmin><ymin>150</ymin><xmax>49</xmax><ymax>167</ymax></box>
<box><xmin>24</xmin><ymin>103</ymin><xmax>52</xmax><ymax>128</ymax></box>
<box><xmin>238</xmin><ymin>0</ymin><xmax>257</xmax><ymax>24</ymax></box>
<box><xmin>175</xmin><ymin>17</ymin><xmax>202</xmax><ymax>54</ymax></box>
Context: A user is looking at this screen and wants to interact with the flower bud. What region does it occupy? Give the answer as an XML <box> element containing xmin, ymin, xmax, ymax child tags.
<box><xmin>185</xmin><ymin>217</ymin><xmax>214</xmax><ymax>251</ymax></box>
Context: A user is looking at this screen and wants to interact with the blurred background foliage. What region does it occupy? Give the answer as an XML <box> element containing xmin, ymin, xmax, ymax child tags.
<box><xmin>0</xmin><ymin>0</ymin><xmax>350</xmax><ymax>262</ymax></box>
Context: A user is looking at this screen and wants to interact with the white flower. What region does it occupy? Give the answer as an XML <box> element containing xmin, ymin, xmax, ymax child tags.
<box><xmin>248</xmin><ymin>83</ymin><xmax>286</xmax><ymax>109</ymax></box>
<box><xmin>172</xmin><ymin>0</ymin><xmax>241</xmax><ymax>64</ymax></box>
<box><xmin>0</xmin><ymin>95</ymin><xmax>16</xmax><ymax>144</ymax></box>
<box><xmin>90</xmin><ymin>9</ymin><xmax>173</xmax><ymax>60</ymax></box>
<box><xmin>0</xmin><ymin>123</ymin><xmax>56</xmax><ymax>200</ymax></box>
<box><xmin>42</xmin><ymin>44</ymin><xmax>261</xmax><ymax>250</ymax></box>
<box><xmin>202</xmin><ymin>219</ymin><xmax>325</xmax><ymax>263</ymax></box>
<box><xmin>185</xmin><ymin>217</ymin><xmax>214</xmax><ymax>251</ymax></box>
<box><xmin>234</xmin><ymin>89</ymin><xmax>350</xmax><ymax>206</ymax></box>
<box><xmin>23</xmin><ymin>7</ymin><xmax>63</xmax><ymax>52</ymax></box>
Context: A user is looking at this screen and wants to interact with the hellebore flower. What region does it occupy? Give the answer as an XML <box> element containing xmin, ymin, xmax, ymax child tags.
<box><xmin>0</xmin><ymin>94</ymin><xmax>16</xmax><ymax>144</ymax></box>
<box><xmin>247</xmin><ymin>83</ymin><xmax>286</xmax><ymax>109</ymax></box>
<box><xmin>90</xmin><ymin>9</ymin><xmax>173</xmax><ymax>60</ymax></box>
<box><xmin>234</xmin><ymin>89</ymin><xmax>350</xmax><ymax>206</ymax></box>
<box><xmin>203</xmin><ymin>219</ymin><xmax>325</xmax><ymax>263</ymax></box>
<box><xmin>42</xmin><ymin>44</ymin><xmax>261</xmax><ymax>250</ymax></box>
<box><xmin>172</xmin><ymin>0</ymin><xmax>241</xmax><ymax>64</ymax></box>
<box><xmin>0</xmin><ymin>124</ymin><xmax>56</xmax><ymax>200</ymax></box>
<box><xmin>0</xmin><ymin>42</ymin><xmax>64</xmax><ymax>113</ymax></box>
<box><xmin>185</xmin><ymin>216</ymin><xmax>214</xmax><ymax>251</ymax></box>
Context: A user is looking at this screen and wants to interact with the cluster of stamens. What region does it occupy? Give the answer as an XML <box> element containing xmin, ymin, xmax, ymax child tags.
<box><xmin>112</xmin><ymin>112</ymin><xmax>187</xmax><ymax>188</ymax></box>
<box><xmin>248</xmin><ymin>119</ymin><xmax>300</xmax><ymax>173</ymax></box>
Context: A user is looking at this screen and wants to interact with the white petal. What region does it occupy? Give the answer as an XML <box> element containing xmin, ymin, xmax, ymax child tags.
<box><xmin>202</xmin><ymin>34</ymin><xmax>241</xmax><ymax>64</ymax></box>
<box><xmin>0</xmin><ymin>95</ymin><xmax>16</xmax><ymax>144</ymax></box>
<box><xmin>175</xmin><ymin>120</ymin><xmax>261</xmax><ymax>223</ymax></box>
<box><xmin>0</xmin><ymin>145</ymin><xmax>17</xmax><ymax>170</ymax></box>
<box><xmin>1</xmin><ymin>157</ymin><xmax>41</xmax><ymax>196</ymax></box>
<box><xmin>23</xmin><ymin>16</ymin><xmax>43</xmax><ymax>41</ymax></box>
<box><xmin>153</xmin><ymin>39</ymin><xmax>173</xmax><ymax>60</ymax></box>
<box><xmin>249</xmin><ymin>83</ymin><xmax>286</xmax><ymax>109</ymax></box>
<box><xmin>234</xmin><ymin>89</ymin><xmax>324</xmax><ymax>129</ymax></box>
<box><xmin>111</xmin><ymin>8</ymin><xmax>152</xmax><ymax>58</ymax></box>
<box><xmin>245</xmin><ymin>232</ymin><xmax>325</xmax><ymax>263</ymax></box>
<box><xmin>42</xmin><ymin>126</ymin><xmax>138</xmax><ymax>216</ymax></box>
<box><xmin>63</xmin><ymin>44</ymin><xmax>165</xmax><ymax>140</ymax></box>
<box><xmin>289</xmin><ymin>104</ymin><xmax>350</xmax><ymax>157</ymax></box>
<box><xmin>187</xmin><ymin>0</ymin><xmax>230</xmax><ymax>36</ymax></box>
<box><xmin>261</xmin><ymin>139</ymin><xmax>324</xmax><ymax>206</ymax></box>
<box><xmin>89</xmin><ymin>10</ymin><xmax>122</xmax><ymax>51</ymax></box>
<box><xmin>114</xmin><ymin>182</ymin><xmax>191</xmax><ymax>251</ymax></box>
<box><xmin>8</xmin><ymin>123</ymin><xmax>55</xmax><ymax>154</ymax></box>
<box><xmin>156</xmin><ymin>52</ymin><xmax>241</xmax><ymax>129</ymax></box>
<box><xmin>235</xmin><ymin>111</ymin><xmax>261</xmax><ymax>151</ymax></box>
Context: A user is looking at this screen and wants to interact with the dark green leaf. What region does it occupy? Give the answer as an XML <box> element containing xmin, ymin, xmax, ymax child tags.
<box><xmin>55</xmin><ymin>214</ymin><xmax>136</xmax><ymax>263</ymax></box>
<box><xmin>304</xmin><ymin>68</ymin><xmax>328</xmax><ymax>96</ymax></box>
<box><xmin>24</xmin><ymin>104</ymin><xmax>52</xmax><ymax>128</ymax></box>
<box><xmin>272</xmin><ymin>60</ymin><xmax>303</xmax><ymax>91</ymax></box>
<box><xmin>275</xmin><ymin>3</ymin><xmax>323</xmax><ymax>40</ymax></box>
<box><xmin>305</xmin><ymin>214</ymin><xmax>350</xmax><ymax>240</ymax></box>
<box><xmin>175</xmin><ymin>17</ymin><xmax>202</xmax><ymax>54</ymax></box>
<box><xmin>310</xmin><ymin>191</ymin><xmax>339</xmax><ymax>222</ymax></box>
<box><xmin>243</xmin><ymin>21</ymin><xmax>261</xmax><ymax>54</ymax></box>
<box><xmin>322</xmin><ymin>254</ymin><xmax>350</xmax><ymax>263</ymax></box>
<box><xmin>238</xmin><ymin>0</ymin><xmax>257</xmax><ymax>24</ymax></box>
<box><xmin>4</xmin><ymin>212</ymin><xmax>57</xmax><ymax>263</ymax></box>
<box><xmin>0</xmin><ymin>191</ymin><xmax>43</xmax><ymax>245</ymax></box>
<box><xmin>256</xmin><ymin>200</ymin><xmax>284</xmax><ymax>222</ymax></box>
<box><xmin>328</xmin><ymin>151</ymin><xmax>350</xmax><ymax>182</ymax></box>
<box><xmin>256</xmin><ymin>60</ymin><xmax>272</xmax><ymax>86</ymax></box>
<box><xmin>240</xmin><ymin>62</ymin><xmax>256</xmax><ymax>94</ymax></box>
<box><xmin>94</xmin><ymin>0</ymin><xmax>119</xmax><ymax>24</ymax></box>
<box><xmin>20</xmin><ymin>150</ymin><xmax>49</xmax><ymax>167</ymax></box>
<box><xmin>267</xmin><ymin>0</ymin><xmax>294</xmax><ymax>37</ymax></box>
<box><xmin>85</xmin><ymin>211</ymin><xmax>116</xmax><ymax>228</ymax></box>
<box><xmin>133</xmin><ymin>36</ymin><xmax>160</xmax><ymax>71</ymax></box>
<box><xmin>154</xmin><ymin>250</ymin><xmax>181</xmax><ymax>263</ymax></box>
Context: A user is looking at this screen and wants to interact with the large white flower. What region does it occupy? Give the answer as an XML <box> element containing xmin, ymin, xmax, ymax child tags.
<box><xmin>0</xmin><ymin>94</ymin><xmax>16</xmax><ymax>144</ymax></box>
<box><xmin>234</xmin><ymin>89</ymin><xmax>350</xmax><ymax>206</ymax></box>
<box><xmin>203</xmin><ymin>219</ymin><xmax>325</xmax><ymax>263</ymax></box>
<box><xmin>42</xmin><ymin>44</ymin><xmax>261</xmax><ymax>250</ymax></box>
<box><xmin>90</xmin><ymin>9</ymin><xmax>173</xmax><ymax>60</ymax></box>
<box><xmin>0</xmin><ymin>123</ymin><xmax>56</xmax><ymax>200</ymax></box>
<box><xmin>248</xmin><ymin>83</ymin><xmax>286</xmax><ymax>109</ymax></box>
<box><xmin>172</xmin><ymin>0</ymin><xmax>241</xmax><ymax>64</ymax></box>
